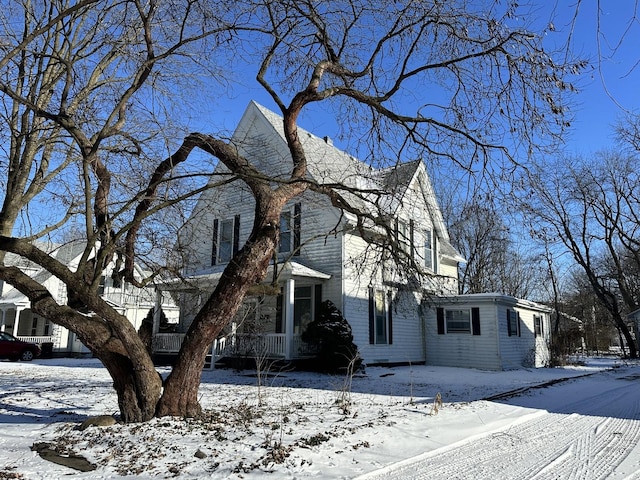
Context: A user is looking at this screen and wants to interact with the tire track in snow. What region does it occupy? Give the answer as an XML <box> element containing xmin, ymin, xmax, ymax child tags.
<box><xmin>358</xmin><ymin>372</ymin><xmax>640</xmax><ymax>480</ymax></box>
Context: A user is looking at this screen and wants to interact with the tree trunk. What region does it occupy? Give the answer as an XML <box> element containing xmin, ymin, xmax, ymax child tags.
<box><xmin>0</xmin><ymin>260</ymin><xmax>163</xmax><ymax>422</ymax></box>
<box><xmin>614</xmin><ymin>314</ymin><xmax>637</xmax><ymax>358</ymax></box>
<box><xmin>158</xmin><ymin>211</ymin><xmax>281</xmax><ymax>417</ymax></box>
<box><xmin>96</xmin><ymin>351</ymin><xmax>158</xmax><ymax>422</ymax></box>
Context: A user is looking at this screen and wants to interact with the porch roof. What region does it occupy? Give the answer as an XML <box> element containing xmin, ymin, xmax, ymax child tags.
<box><xmin>0</xmin><ymin>288</ymin><xmax>31</xmax><ymax>309</ymax></box>
<box><xmin>161</xmin><ymin>261</ymin><xmax>331</xmax><ymax>292</ymax></box>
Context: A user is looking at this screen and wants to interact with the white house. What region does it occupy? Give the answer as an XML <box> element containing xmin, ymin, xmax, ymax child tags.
<box><xmin>159</xmin><ymin>101</ymin><xmax>551</xmax><ymax>370</ymax></box>
<box><xmin>0</xmin><ymin>241</ymin><xmax>178</xmax><ymax>356</ymax></box>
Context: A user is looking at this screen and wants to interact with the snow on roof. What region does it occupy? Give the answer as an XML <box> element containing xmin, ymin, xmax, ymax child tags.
<box><xmin>438</xmin><ymin>293</ymin><xmax>552</xmax><ymax>312</ymax></box>
<box><xmin>162</xmin><ymin>261</ymin><xmax>331</xmax><ymax>291</ymax></box>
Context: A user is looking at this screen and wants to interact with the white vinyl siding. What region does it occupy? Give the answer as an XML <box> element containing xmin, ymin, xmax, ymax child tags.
<box><xmin>499</xmin><ymin>306</ymin><xmax>550</xmax><ymax>369</ymax></box>
<box><xmin>427</xmin><ymin>302</ymin><xmax>499</xmax><ymax>370</ymax></box>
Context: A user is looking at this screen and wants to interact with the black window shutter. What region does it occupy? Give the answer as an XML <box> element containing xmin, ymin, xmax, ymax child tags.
<box><xmin>368</xmin><ymin>287</ymin><xmax>375</xmax><ymax>344</ymax></box>
<box><xmin>211</xmin><ymin>219</ymin><xmax>219</xmax><ymax>266</ymax></box>
<box><xmin>472</xmin><ymin>307</ymin><xmax>481</xmax><ymax>336</ymax></box>
<box><xmin>233</xmin><ymin>215</ymin><xmax>240</xmax><ymax>256</ymax></box>
<box><xmin>437</xmin><ymin>307</ymin><xmax>445</xmax><ymax>334</ymax></box>
<box><xmin>276</xmin><ymin>293</ymin><xmax>283</xmax><ymax>334</ymax></box>
<box><xmin>314</xmin><ymin>284</ymin><xmax>322</xmax><ymax>319</ymax></box>
<box><xmin>507</xmin><ymin>310</ymin><xmax>512</xmax><ymax>337</ymax></box>
<box><xmin>540</xmin><ymin>315</ymin><xmax>544</xmax><ymax>335</ymax></box>
<box><xmin>517</xmin><ymin>312</ymin><xmax>521</xmax><ymax>337</ymax></box>
<box><xmin>387</xmin><ymin>291</ymin><xmax>393</xmax><ymax>345</ymax></box>
<box><xmin>293</xmin><ymin>203</ymin><xmax>301</xmax><ymax>256</ymax></box>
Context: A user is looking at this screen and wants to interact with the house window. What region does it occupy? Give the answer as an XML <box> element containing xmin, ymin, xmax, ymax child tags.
<box><xmin>279</xmin><ymin>211</ymin><xmax>292</xmax><ymax>253</ymax></box>
<box><xmin>369</xmin><ymin>289</ymin><xmax>392</xmax><ymax>344</ymax></box>
<box><xmin>43</xmin><ymin>319</ymin><xmax>51</xmax><ymax>336</ymax></box>
<box><xmin>218</xmin><ymin>218</ymin><xmax>234</xmax><ymax>263</ymax></box>
<box><xmin>534</xmin><ymin>315</ymin><xmax>543</xmax><ymax>337</ymax></box>
<box><xmin>445</xmin><ymin>309</ymin><xmax>471</xmax><ymax>333</ymax></box>
<box><xmin>374</xmin><ymin>290</ymin><xmax>387</xmax><ymax>344</ymax></box>
<box><xmin>396</xmin><ymin>219</ymin><xmax>412</xmax><ymax>256</ymax></box>
<box><xmin>279</xmin><ymin>204</ymin><xmax>301</xmax><ymax>255</ymax></box>
<box><xmin>507</xmin><ymin>309</ymin><xmax>520</xmax><ymax>337</ymax></box>
<box><xmin>437</xmin><ymin>307</ymin><xmax>480</xmax><ymax>335</ymax></box>
<box><xmin>212</xmin><ymin>215</ymin><xmax>240</xmax><ymax>265</ymax></box>
<box><xmin>424</xmin><ymin>229</ymin><xmax>437</xmax><ymax>271</ymax></box>
<box><xmin>31</xmin><ymin>317</ymin><xmax>38</xmax><ymax>336</ymax></box>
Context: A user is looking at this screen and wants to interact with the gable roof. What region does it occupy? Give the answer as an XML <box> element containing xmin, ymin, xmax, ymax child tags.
<box><xmin>229</xmin><ymin>101</ymin><xmax>463</xmax><ymax>262</ymax></box>
<box><xmin>232</xmin><ymin>102</ymin><xmax>372</xmax><ymax>187</ymax></box>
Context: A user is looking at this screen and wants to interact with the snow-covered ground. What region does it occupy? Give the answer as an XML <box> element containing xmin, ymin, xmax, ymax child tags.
<box><xmin>1</xmin><ymin>357</ymin><xmax>639</xmax><ymax>479</ymax></box>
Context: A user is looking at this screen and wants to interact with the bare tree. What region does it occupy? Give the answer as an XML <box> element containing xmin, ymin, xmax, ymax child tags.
<box><xmin>0</xmin><ymin>0</ymin><xmax>243</xmax><ymax>422</ymax></box>
<box><xmin>520</xmin><ymin>151</ymin><xmax>640</xmax><ymax>357</ymax></box>
<box><xmin>0</xmin><ymin>0</ymin><xmax>585</xmax><ymax>421</ymax></box>
<box><xmin>446</xmin><ymin>197</ymin><xmax>545</xmax><ymax>298</ymax></box>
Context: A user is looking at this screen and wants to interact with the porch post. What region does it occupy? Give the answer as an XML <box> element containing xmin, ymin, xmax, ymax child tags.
<box><xmin>0</xmin><ymin>309</ymin><xmax>4</xmax><ymax>332</ymax></box>
<box><xmin>152</xmin><ymin>289</ymin><xmax>162</xmax><ymax>336</ymax></box>
<box><xmin>284</xmin><ymin>278</ymin><xmax>295</xmax><ymax>359</ymax></box>
<box><xmin>12</xmin><ymin>307</ymin><xmax>23</xmax><ymax>336</ymax></box>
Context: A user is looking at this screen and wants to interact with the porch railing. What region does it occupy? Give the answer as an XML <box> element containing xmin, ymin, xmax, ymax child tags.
<box><xmin>17</xmin><ymin>335</ymin><xmax>54</xmax><ymax>345</ymax></box>
<box><xmin>153</xmin><ymin>332</ymin><xmax>317</xmax><ymax>360</ymax></box>
<box><xmin>224</xmin><ymin>334</ymin><xmax>287</xmax><ymax>358</ymax></box>
<box><xmin>153</xmin><ymin>333</ymin><xmax>186</xmax><ymax>353</ymax></box>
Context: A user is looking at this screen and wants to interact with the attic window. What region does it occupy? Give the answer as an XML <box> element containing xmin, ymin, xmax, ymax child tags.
<box><xmin>395</xmin><ymin>219</ymin><xmax>412</xmax><ymax>256</ymax></box>
<box><xmin>425</xmin><ymin>229</ymin><xmax>437</xmax><ymax>272</ymax></box>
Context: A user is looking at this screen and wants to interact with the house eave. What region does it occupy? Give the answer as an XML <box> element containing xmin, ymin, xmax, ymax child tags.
<box><xmin>433</xmin><ymin>293</ymin><xmax>553</xmax><ymax>313</ymax></box>
<box><xmin>161</xmin><ymin>261</ymin><xmax>331</xmax><ymax>292</ymax></box>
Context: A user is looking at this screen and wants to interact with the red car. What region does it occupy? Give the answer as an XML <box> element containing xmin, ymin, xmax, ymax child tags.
<box><xmin>0</xmin><ymin>332</ymin><xmax>41</xmax><ymax>361</ymax></box>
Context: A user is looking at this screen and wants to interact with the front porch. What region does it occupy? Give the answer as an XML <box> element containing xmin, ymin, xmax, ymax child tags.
<box><xmin>152</xmin><ymin>332</ymin><xmax>318</xmax><ymax>364</ymax></box>
<box><xmin>153</xmin><ymin>261</ymin><xmax>331</xmax><ymax>366</ymax></box>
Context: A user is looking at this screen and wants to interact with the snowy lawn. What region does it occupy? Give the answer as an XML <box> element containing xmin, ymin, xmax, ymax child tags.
<box><xmin>0</xmin><ymin>356</ymin><xmax>632</xmax><ymax>479</ymax></box>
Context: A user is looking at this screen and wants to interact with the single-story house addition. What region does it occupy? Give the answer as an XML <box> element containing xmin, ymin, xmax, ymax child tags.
<box><xmin>426</xmin><ymin>293</ymin><xmax>552</xmax><ymax>370</ymax></box>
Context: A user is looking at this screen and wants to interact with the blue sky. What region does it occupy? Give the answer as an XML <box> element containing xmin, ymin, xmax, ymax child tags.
<box><xmin>201</xmin><ymin>2</ymin><xmax>639</xmax><ymax>159</ymax></box>
<box><xmin>550</xmin><ymin>1</ymin><xmax>640</xmax><ymax>154</ymax></box>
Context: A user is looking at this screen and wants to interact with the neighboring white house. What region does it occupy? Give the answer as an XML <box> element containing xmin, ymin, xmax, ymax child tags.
<box><xmin>0</xmin><ymin>241</ymin><xmax>178</xmax><ymax>356</ymax></box>
<box><xmin>158</xmin><ymin>101</ymin><xmax>551</xmax><ymax>370</ymax></box>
